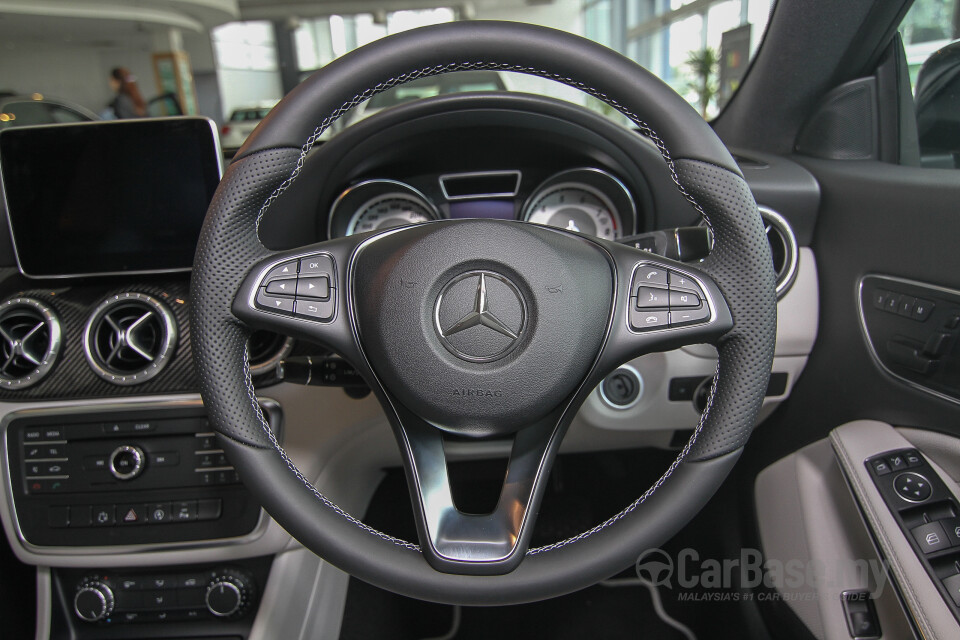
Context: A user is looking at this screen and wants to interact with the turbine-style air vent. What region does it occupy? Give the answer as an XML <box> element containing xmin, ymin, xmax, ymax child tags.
<box><xmin>248</xmin><ymin>331</ymin><xmax>294</xmax><ymax>376</ymax></box>
<box><xmin>0</xmin><ymin>298</ymin><xmax>61</xmax><ymax>389</ymax></box>
<box><xmin>83</xmin><ymin>293</ymin><xmax>178</xmax><ymax>386</ymax></box>
<box><xmin>759</xmin><ymin>207</ymin><xmax>799</xmax><ymax>298</ymax></box>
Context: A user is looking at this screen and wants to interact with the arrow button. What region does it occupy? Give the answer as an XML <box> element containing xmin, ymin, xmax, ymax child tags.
<box><xmin>256</xmin><ymin>290</ymin><xmax>294</xmax><ymax>314</ymax></box>
<box><xmin>296</xmin><ymin>276</ymin><xmax>331</xmax><ymax>300</ymax></box>
<box><xmin>266</xmin><ymin>278</ymin><xmax>298</xmax><ymax>295</ymax></box>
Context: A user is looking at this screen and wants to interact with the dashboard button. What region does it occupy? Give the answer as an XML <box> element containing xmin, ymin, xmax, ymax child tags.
<box><xmin>118</xmin><ymin>504</ymin><xmax>144</xmax><ymax>525</ymax></box>
<box><xmin>70</xmin><ymin>506</ymin><xmax>92</xmax><ymax>527</ymax></box>
<box><xmin>92</xmin><ymin>505</ymin><xmax>115</xmax><ymax>526</ymax></box>
<box><xmin>669</xmin><ymin>289</ymin><xmax>701</xmax><ymax>308</ymax></box>
<box><xmin>255</xmin><ymin>290</ymin><xmax>294</xmax><ymax>314</ymax></box>
<box><xmin>143</xmin><ymin>590</ymin><xmax>173</xmax><ymax>609</ymax></box>
<box><xmin>629</xmin><ymin>309</ymin><xmax>669</xmax><ymax>331</ymax></box>
<box><xmin>297</xmin><ymin>276</ymin><xmax>330</xmax><ymax>300</ymax></box>
<box><xmin>294</xmin><ymin>298</ymin><xmax>334</xmax><ymax>321</ymax></box>
<box><xmin>262</xmin><ymin>260</ymin><xmax>298</xmax><ymax>283</ymax></box>
<box><xmin>149</xmin><ymin>451</ymin><xmax>179</xmax><ymax>467</ymax></box>
<box><xmin>198</xmin><ymin>498</ymin><xmax>222</xmax><ymax>521</ymax></box>
<box><xmin>911</xmin><ymin>521</ymin><xmax>950</xmax><ymax>553</ymax></box>
<box><xmin>147</xmin><ymin>575</ymin><xmax>177</xmax><ymax>590</ymax></box>
<box><xmin>671</xmin><ymin>306</ymin><xmax>710</xmax><ymax>327</ymax></box>
<box><xmin>265</xmin><ymin>278</ymin><xmax>297</xmax><ymax>296</ymax></box>
<box><xmin>173</xmin><ymin>501</ymin><xmax>198</xmax><ymax>522</ymax></box>
<box><xmin>634</xmin><ymin>265</ymin><xmax>667</xmax><ymax>287</ymax></box>
<box><xmin>146</xmin><ymin>502</ymin><xmax>171</xmax><ymax>523</ymax></box>
<box><xmin>905</xmin><ymin>451</ymin><xmax>922</xmax><ymax>467</ymax></box>
<box><xmin>635</xmin><ymin>286</ymin><xmax>669</xmax><ymax>308</ymax></box>
<box><xmin>299</xmin><ymin>254</ymin><xmax>335</xmax><ymax>277</ymax></box>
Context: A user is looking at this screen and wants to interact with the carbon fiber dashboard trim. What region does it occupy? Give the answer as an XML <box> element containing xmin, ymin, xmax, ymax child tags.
<box><xmin>0</xmin><ymin>279</ymin><xmax>198</xmax><ymax>400</ymax></box>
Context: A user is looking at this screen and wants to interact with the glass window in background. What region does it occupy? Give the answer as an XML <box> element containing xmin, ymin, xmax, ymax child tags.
<box><xmin>899</xmin><ymin>0</ymin><xmax>960</xmax><ymax>169</ymax></box>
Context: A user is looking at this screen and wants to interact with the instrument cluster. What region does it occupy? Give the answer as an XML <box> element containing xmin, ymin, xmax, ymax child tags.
<box><xmin>325</xmin><ymin>168</ymin><xmax>638</xmax><ymax>241</ymax></box>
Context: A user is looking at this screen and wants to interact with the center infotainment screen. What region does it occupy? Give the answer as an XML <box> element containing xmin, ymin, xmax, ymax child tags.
<box><xmin>0</xmin><ymin>117</ymin><xmax>222</xmax><ymax>278</ymax></box>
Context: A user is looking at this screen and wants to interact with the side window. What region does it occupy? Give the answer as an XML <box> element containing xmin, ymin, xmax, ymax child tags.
<box><xmin>899</xmin><ymin>0</ymin><xmax>960</xmax><ymax>168</ymax></box>
<box><xmin>48</xmin><ymin>105</ymin><xmax>86</xmax><ymax>124</ymax></box>
<box><xmin>1</xmin><ymin>101</ymin><xmax>53</xmax><ymax>126</ymax></box>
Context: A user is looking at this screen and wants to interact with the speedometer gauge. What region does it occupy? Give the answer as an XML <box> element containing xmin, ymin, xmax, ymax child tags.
<box><xmin>327</xmin><ymin>179</ymin><xmax>439</xmax><ymax>238</ymax></box>
<box><xmin>524</xmin><ymin>183</ymin><xmax>621</xmax><ymax>240</ymax></box>
<box><xmin>346</xmin><ymin>194</ymin><xmax>435</xmax><ymax>235</ymax></box>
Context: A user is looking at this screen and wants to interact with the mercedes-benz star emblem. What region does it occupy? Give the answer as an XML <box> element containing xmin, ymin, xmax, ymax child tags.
<box><xmin>434</xmin><ymin>271</ymin><xmax>526</xmax><ymax>363</ymax></box>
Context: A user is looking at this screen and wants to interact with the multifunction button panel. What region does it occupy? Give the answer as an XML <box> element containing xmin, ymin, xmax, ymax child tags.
<box><xmin>255</xmin><ymin>252</ymin><xmax>337</xmax><ymax>321</ymax></box>
<box><xmin>6</xmin><ymin>404</ymin><xmax>280</xmax><ymax>547</ymax></box>
<box><xmin>859</xmin><ymin>275</ymin><xmax>960</xmax><ymax>402</ymax></box>
<box><xmin>866</xmin><ymin>449</ymin><xmax>960</xmax><ymax>622</ymax></box>
<box><xmin>628</xmin><ymin>264</ymin><xmax>711</xmax><ymax>332</ymax></box>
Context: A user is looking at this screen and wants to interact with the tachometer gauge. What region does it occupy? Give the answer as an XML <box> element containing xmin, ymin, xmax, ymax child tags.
<box><xmin>347</xmin><ymin>194</ymin><xmax>435</xmax><ymax>235</ymax></box>
<box><xmin>327</xmin><ymin>179</ymin><xmax>439</xmax><ymax>238</ymax></box>
<box><xmin>524</xmin><ymin>183</ymin><xmax>621</xmax><ymax>240</ymax></box>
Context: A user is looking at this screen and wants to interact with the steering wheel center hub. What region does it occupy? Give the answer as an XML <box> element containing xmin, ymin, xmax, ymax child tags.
<box><xmin>434</xmin><ymin>270</ymin><xmax>527</xmax><ymax>363</ymax></box>
<box><xmin>351</xmin><ymin>219</ymin><xmax>613</xmax><ymax>437</ymax></box>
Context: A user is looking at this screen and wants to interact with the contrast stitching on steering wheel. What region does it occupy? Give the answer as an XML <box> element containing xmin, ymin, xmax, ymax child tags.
<box><xmin>530</xmin><ymin>361</ymin><xmax>720</xmax><ymax>553</ymax></box>
<box><xmin>253</xmin><ymin>61</ymin><xmax>712</xmax><ymax>236</ymax></box>
<box><xmin>246</xmin><ymin>62</ymin><xmax>722</xmax><ymax>554</ymax></box>
<box><xmin>241</xmin><ymin>347</ymin><xmax>421</xmax><ymax>551</ymax></box>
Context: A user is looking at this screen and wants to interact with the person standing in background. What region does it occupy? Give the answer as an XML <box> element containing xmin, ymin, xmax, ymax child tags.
<box><xmin>107</xmin><ymin>67</ymin><xmax>146</xmax><ymax>119</ymax></box>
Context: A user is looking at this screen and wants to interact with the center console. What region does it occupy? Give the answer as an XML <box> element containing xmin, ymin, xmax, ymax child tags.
<box><xmin>4</xmin><ymin>401</ymin><xmax>280</xmax><ymax>549</ymax></box>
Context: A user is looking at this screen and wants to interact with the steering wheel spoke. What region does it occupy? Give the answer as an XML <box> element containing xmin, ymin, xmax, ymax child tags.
<box><xmin>595</xmin><ymin>241</ymin><xmax>733</xmax><ymax>369</ymax></box>
<box><xmin>390</xmin><ymin>401</ymin><xmax>563</xmax><ymax>575</ymax></box>
<box><xmin>232</xmin><ymin>235</ymin><xmax>368</xmax><ymax>360</ymax></box>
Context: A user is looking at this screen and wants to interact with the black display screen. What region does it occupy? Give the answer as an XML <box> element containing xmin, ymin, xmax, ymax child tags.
<box><xmin>0</xmin><ymin>118</ymin><xmax>221</xmax><ymax>277</ymax></box>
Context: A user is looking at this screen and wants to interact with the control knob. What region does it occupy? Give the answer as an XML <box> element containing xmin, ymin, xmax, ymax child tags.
<box><xmin>74</xmin><ymin>580</ymin><xmax>115</xmax><ymax>622</ymax></box>
<box><xmin>205</xmin><ymin>570</ymin><xmax>252</xmax><ymax>618</ymax></box>
<box><xmin>109</xmin><ymin>445</ymin><xmax>145</xmax><ymax>480</ymax></box>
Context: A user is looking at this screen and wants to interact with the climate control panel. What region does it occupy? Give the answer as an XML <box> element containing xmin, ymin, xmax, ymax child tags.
<box><xmin>53</xmin><ymin>558</ymin><xmax>270</xmax><ymax>637</ymax></box>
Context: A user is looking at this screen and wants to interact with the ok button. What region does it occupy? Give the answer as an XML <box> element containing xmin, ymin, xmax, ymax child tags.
<box><xmin>893</xmin><ymin>472</ymin><xmax>932</xmax><ymax>503</ymax></box>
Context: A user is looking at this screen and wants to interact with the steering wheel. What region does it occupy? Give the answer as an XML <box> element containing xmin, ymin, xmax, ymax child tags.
<box><xmin>190</xmin><ymin>21</ymin><xmax>776</xmax><ymax>605</ymax></box>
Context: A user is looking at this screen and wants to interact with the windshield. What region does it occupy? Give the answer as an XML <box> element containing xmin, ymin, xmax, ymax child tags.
<box><xmin>0</xmin><ymin>1</ymin><xmax>774</xmax><ymax>133</ymax></box>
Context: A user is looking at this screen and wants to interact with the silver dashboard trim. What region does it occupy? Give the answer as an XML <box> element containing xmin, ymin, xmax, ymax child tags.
<box><xmin>0</xmin><ymin>116</ymin><xmax>222</xmax><ymax>280</ymax></box>
<box><xmin>326</xmin><ymin>178</ymin><xmax>440</xmax><ymax>239</ymax></box>
<box><xmin>758</xmin><ymin>206</ymin><xmax>800</xmax><ymax>299</ymax></box>
<box><xmin>856</xmin><ymin>274</ymin><xmax>960</xmax><ymax>408</ymax></box>
<box><xmin>438</xmin><ymin>169</ymin><xmax>522</xmax><ymax>200</ymax></box>
<box><xmin>521</xmin><ymin>167</ymin><xmax>637</xmax><ymax>239</ymax></box>
<box><xmin>81</xmin><ymin>292</ymin><xmax>179</xmax><ymax>386</ymax></box>
<box><xmin>0</xmin><ymin>394</ymin><xmax>274</xmax><ymax>557</ymax></box>
<box><xmin>0</xmin><ymin>297</ymin><xmax>63</xmax><ymax>390</ymax></box>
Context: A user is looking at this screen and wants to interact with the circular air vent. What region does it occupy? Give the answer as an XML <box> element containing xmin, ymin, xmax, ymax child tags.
<box><xmin>0</xmin><ymin>297</ymin><xmax>62</xmax><ymax>389</ymax></box>
<box><xmin>759</xmin><ymin>206</ymin><xmax>799</xmax><ymax>298</ymax></box>
<box><xmin>248</xmin><ymin>331</ymin><xmax>294</xmax><ymax>376</ymax></box>
<box><xmin>83</xmin><ymin>293</ymin><xmax>178</xmax><ymax>386</ymax></box>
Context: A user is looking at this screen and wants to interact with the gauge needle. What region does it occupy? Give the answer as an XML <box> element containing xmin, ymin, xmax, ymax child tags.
<box><xmin>566</xmin><ymin>220</ymin><xmax>581</xmax><ymax>232</ymax></box>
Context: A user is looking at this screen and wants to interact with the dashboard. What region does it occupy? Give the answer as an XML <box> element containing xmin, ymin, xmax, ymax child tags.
<box><xmin>0</xmin><ymin>98</ymin><xmax>821</xmax><ymax>639</ymax></box>
<box><xmin>325</xmin><ymin>167</ymin><xmax>637</xmax><ymax>241</ymax></box>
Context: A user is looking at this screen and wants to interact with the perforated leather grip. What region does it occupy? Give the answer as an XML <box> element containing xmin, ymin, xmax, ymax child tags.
<box><xmin>679</xmin><ymin>159</ymin><xmax>778</xmax><ymax>460</ymax></box>
<box><xmin>191</xmin><ymin>149</ymin><xmax>301</xmax><ymax>447</ymax></box>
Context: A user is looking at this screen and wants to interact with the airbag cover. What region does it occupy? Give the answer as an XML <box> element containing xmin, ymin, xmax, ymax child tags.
<box><xmin>352</xmin><ymin>220</ymin><xmax>612</xmax><ymax>436</ymax></box>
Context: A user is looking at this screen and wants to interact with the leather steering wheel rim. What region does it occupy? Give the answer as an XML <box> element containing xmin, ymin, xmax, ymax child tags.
<box><xmin>190</xmin><ymin>21</ymin><xmax>777</xmax><ymax>605</ymax></box>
